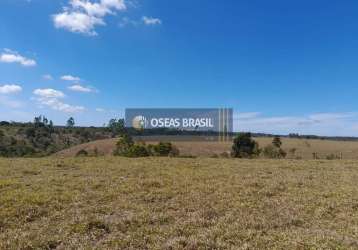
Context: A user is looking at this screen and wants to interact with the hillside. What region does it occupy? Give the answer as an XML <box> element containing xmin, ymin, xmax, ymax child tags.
<box><xmin>0</xmin><ymin>117</ymin><xmax>123</xmax><ymax>157</ymax></box>
<box><xmin>55</xmin><ymin>136</ymin><xmax>358</xmax><ymax>159</ymax></box>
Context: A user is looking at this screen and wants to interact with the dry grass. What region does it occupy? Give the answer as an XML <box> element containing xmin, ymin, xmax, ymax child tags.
<box><xmin>1</xmin><ymin>157</ymin><xmax>358</xmax><ymax>249</ymax></box>
<box><xmin>55</xmin><ymin>136</ymin><xmax>358</xmax><ymax>159</ymax></box>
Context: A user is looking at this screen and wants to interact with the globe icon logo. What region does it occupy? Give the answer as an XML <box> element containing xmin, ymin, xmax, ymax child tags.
<box><xmin>132</xmin><ymin>116</ymin><xmax>147</xmax><ymax>130</ymax></box>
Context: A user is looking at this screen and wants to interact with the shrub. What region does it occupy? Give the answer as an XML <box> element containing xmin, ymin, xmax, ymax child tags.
<box><xmin>113</xmin><ymin>134</ymin><xmax>149</xmax><ymax>157</ymax></box>
<box><xmin>113</xmin><ymin>134</ymin><xmax>134</xmax><ymax>156</ymax></box>
<box><xmin>326</xmin><ymin>154</ymin><xmax>340</xmax><ymax>160</ymax></box>
<box><xmin>154</xmin><ymin>142</ymin><xmax>172</xmax><ymax>156</ymax></box>
<box><xmin>149</xmin><ymin>142</ymin><xmax>179</xmax><ymax>157</ymax></box>
<box><xmin>272</xmin><ymin>136</ymin><xmax>282</xmax><ymax>148</ymax></box>
<box><xmin>312</xmin><ymin>152</ymin><xmax>319</xmax><ymax>159</ymax></box>
<box><xmin>231</xmin><ymin>133</ymin><xmax>260</xmax><ymax>158</ymax></box>
<box><xmin>114</xmin><ymin>134</ymin><xmax>180</xmax><ymax>158</ymax></box>
<box><xmin>126</xmin><ymin>144</ymin><xmax>150</xmax><ymax>158</ymax></box>
<box><xmin>262</xmin><ymin>136</ymin><xmax>287</xmax><ymax>159</ymax></box>
<box><xmin>262</xmin><ymin>145</ymin><xmax>286</xmax><ymax>159</ymax></box>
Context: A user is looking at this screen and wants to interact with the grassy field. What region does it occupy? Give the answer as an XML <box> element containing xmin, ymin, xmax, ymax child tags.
<box><xmin>56</xmin><ymin>136</ymin><xmax>358</xmax><ymax>159</ymax></box>
<box><xmin>1</xmin><ymin>157</ymin><xmax>358</xmax><ymax>249</ymax></box>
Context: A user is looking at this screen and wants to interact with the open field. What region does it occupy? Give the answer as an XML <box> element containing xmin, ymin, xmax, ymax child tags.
<box><xmin>1</xmin><ymin>157</ymin><xmax>358</xmax><ymax>249</ymax></box>
<box><xmin>55</xmin><ymin>136</ymin><xmax>358</xmax><ymax>159</ymax></box>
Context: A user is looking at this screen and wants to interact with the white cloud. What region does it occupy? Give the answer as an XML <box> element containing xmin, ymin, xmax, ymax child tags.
<box><xmin>71</xmin><ymin>0</ymin><xmax>126</xmax><ymax>16</ymax></box>
<box><xmin>42</xmin><ymin>74</ymin><xmax>53</xmax><ymax>80</ymax></box>
<box><xmin>101</xmin><ymin>0</ymin><xmax>126</xmax><ymax>10</ymax></box>
<box><xmin>95</xmin><ymin>108</ymin><xmax>105</xmax><ymax>112</ymax></box>
<box><xmin>33</xmin><ymin>88</ymin><xmax>84</xmax><ymax>113</ymax></box>
<box><xmin>68</xmin><ymin>84</ymin><xmax>94</xmax><ymax>93</ymax></box>
<box><xmin>0</xmin><ymin>84</ymin><xmax>22</xmax><ymax>94</ymax></box>
<box><xmin>53</xmin><ymin>11</ymin><xmax>105</xmax><ymax>36</ymax></box>
<box><xmin>119</xmin><ymin>17</ymin><xmax>138</xmax><ymax>27</ymax></box>
<box><xmin>38</xmin><ymin>98</ymin><xmax>85</xmax><ymax>113</ymax></box>
<box><xmin>53</xmin><ymin>0</ymin><xmax>127</xmax><ymax>35</ymax></box>
<box><xmin>61</xmin><ymin>75</ymin><xmax>81</xmax><ymax>82</ymax></box>
<box><xmin>0</xmin><ymin>49</ymin><xmax>36</xmax><ymax>67</ymax></box>
<box><xmin>142</xmin><ymin>16</ymin><xmax>162</xmax><ymax>25</ymax></box>
<box><xmin>70</xmin><ymin>0</ymin><xmax>110</xmax><ymax>17</ymax></box>
<box><xmin>33</xmin><ymin>88</ymin><xmax>65</xmax><ymax>98</ymax></box>
<box><xmin>236</xmin><ymin>111</ymin><xmax>358</xmax><ymax>136</ymax></box>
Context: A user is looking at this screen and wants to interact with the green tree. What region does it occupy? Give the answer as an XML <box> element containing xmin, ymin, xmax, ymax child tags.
<box><xmin>113</xmin><ymin>134</ymin><xmax>134</xmax><ymax>156</ymax></box>
<box><xmin>231</xmin><ymin>133</ymin><xmax>260</xmax><ymax>158</ymax></box>
<box><xmin>272</xmin><ymin>136</ymin><xmax>282</xmax><ymax>148</ymax></box>
<box><xmin>263</xmin><ymin>136</ymin><xmax>286</xmax><ymax>159</ymax></box>
<box><xmin>66</xmin><ymin>117</ymin><xmax>75</xmax><ymax>128</ymax></box>
<box><xmin>108</xmin><ymin>118</ymin><xmax>125</xmax><ymax>136</ymax></box>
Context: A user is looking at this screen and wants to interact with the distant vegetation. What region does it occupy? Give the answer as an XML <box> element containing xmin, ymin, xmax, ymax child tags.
<box><xmin>113</xmin><ymin>133</ymin><xmax>179</xmax><ymax>158</ymax></box>
<box><xmin>1</xmin><ymin>116</ymin><xmax>358</xmax><ymax>159</ymax></box>
<box><xmin>0</xmin><ymin>116</ymin><xmax>125</xmax><ymax>157</ymax></box>
<box><xmin>231</xmin><ymin>133</ymin><xmax>287</xmax><ymax>159</ymax></box>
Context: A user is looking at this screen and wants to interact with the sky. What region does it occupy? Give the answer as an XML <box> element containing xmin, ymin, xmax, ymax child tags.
<box><xmin>1</xmin><ymin>0</ymin><xmax>358</xmax><ymax>136</ymax></box>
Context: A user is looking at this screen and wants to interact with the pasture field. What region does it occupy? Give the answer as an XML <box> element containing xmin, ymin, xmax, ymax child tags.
<box><xmin>56</xmin><ymin>136</ymin><xmax>358</xmax><ymax>159</ymax></box>
<box><xmin>1</xmin><ymin>157</ymin><xmax>358</xmax><ymax>249</ymax></box>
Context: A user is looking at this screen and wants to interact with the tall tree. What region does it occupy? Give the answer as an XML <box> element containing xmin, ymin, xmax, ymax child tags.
<box><xmin>66</xmin><ymin>117</ymin><xmax>75</xmax><ymax>128</ymax></box>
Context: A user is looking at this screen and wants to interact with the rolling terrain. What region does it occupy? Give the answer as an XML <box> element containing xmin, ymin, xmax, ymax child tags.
<box><xmin>55</xmin><ymin>136</ymin><xmax>358</xmax><ymax>159</ymax></box>
<box><xmin>1</xmin><ymin>157</ymin><xmax>358</xmax><ymax>249</ymax></box>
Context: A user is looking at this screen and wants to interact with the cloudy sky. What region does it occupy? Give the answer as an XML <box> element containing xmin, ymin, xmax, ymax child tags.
<box><xmin>1</xmin><ymin>0</ymin><xmax>358</xmax><ymax>136</ymax></box>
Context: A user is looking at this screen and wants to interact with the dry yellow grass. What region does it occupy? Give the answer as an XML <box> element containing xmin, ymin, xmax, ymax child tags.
<box><xmin>55</xmin><ymin>136</ymin><xmax>358</xmax><ymax>159</ymax></box>
<box><xmin>1</xmin><ymin>157</ymin><xmax>358</xmax><ymax>249</ymax></box>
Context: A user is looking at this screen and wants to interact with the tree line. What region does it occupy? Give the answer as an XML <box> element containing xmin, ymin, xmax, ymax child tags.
<box><xmin>0</xmin><ymin>116</ymin><xmax>126</xmax><ymax>157</ymax></box>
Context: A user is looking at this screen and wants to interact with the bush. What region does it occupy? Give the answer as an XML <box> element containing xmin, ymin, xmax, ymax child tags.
<box><xmin>231</xmin><ymin>133</ymin><xmax>260</xmax><ymax>158</ymax></box>
<box><xmin>262</xmin><ymin>145</ymin><xmax>286</xmax><ymax>159</ymax></box>
<box><xmin>113</xmin><ymin>133</ymin><xmax>148</xmax><ymax>157</ymax></box>
<box><xmin>126</xmin><ymin>144</ymin><xmax>150</xmax><ymax>158</ymax></box>
<box><xmin>326</xmin><ymin>153</ymin><xmax>340</xmax><ymax>160</ymax></box>
<box><xmin>261</xmin><ymin>136</ymin><xmax>287</xmax><ymax>159</ymax></box>
<box><xmin>149</xmin><ymin>142</ymin><xmax>179</xmax><ymax>157</ymax></box>
<box><xmin>113</xmin><ymin>134</ymin><xmax>134</xmax><ymax>156</ymax></box>
<box><xmin>114</xmin><ymin>136</ymin><xmax>180</xmax><ymax>158</ymax></box>
<box><xmin>272</xmin><ymin>136</ymin><xmax>282</xmax><ymax>148</ymax></box>
<box><xmin>154</xmin><ymin>142</ymin><xmax>172</xmax><ymax>156</ymax></box>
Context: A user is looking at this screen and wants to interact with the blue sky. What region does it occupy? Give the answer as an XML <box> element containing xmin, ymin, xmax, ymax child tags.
<box><xmin>1</xmin><ymin>0</ymin><xmax>358</xmax><ymax>136</ymax></box>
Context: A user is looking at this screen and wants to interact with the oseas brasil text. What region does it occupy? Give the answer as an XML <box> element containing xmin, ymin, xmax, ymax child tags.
<box><xmin>148</xmin><ymin>117</ymin><xmax>214</xmax><ymax>129</ymax></box>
